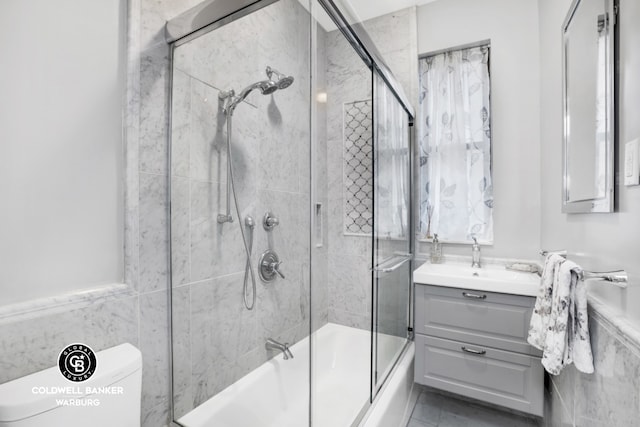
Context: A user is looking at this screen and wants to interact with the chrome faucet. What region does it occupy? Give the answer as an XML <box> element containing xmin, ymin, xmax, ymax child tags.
<box><xmin>471</xmin><ymin>237</ymin><xmax>481</xmax><ymax>268</ymax></box>
<box><xmin>265</xmin><ymin>338</ymin><xmax>294</xmax><ymax>360</ymax></box>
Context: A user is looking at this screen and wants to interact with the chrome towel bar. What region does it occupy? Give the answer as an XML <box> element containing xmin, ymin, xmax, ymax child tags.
<box><xmin>581</xmin><ymin>270</ymin><xmax>628</xmax><ymax>287</ymax></box>
<box><xmin>539</xmin><ymin>249</ymin><xmax>628</xmax><ymax>288</ymax></box>
<box><xmin>539</xmin><ymin>249</ymin><xmax>567</xmax><ymax>257</ymax></box>
<box><xmin>372</xmin><ymin>255</ymin><xmax>412</xmax><ymax>273</ymax></box>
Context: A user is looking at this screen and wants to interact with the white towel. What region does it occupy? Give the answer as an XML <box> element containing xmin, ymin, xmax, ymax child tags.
<box><xmin>540</xmin><ymin>260</ymin><xmax>594</xmax><ymax>375</ymax></box>
<box><xmin>527</xmin><ymin>254</ymin><xmax>565</xmax><ymax>350</ymax></box>
<box><xmin>568</xmin><ymin>264</ymin><xmax>594</xmax><ymax>374</ymax></box>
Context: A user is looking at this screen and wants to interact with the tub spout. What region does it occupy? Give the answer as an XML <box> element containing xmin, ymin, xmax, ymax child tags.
<box><xmin>265</xmin><ymin>338</ymin><xmax>294</xmax><ymax>360</ymax></box>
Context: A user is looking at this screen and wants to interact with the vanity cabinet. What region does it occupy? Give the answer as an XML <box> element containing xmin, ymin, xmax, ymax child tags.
<box><xmin>414</xmin><ymin>284</ymin><xmax>544</xmax><ymax>416</ymax></box>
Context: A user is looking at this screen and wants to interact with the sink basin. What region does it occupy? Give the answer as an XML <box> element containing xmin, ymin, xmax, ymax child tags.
<box><xmin>413</xmin><ymin>261</ymin><xmax>540</xmax><ymax>296</ymax></box>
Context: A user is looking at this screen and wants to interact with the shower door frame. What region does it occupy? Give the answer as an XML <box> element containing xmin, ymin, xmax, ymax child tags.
<box><xmin>316</xmin><ymin>0</ymin><xmax>416</xmax><ymax>413</ymax></box>
<box><xmin>164</xmin><ymin>0</ymin><xmax>416</xmax><ymax>425</ymax></box>
<box><xmin>165</xmin><ymin>2</ymin><xmax>286</xmax><ymax>426</ymax></box>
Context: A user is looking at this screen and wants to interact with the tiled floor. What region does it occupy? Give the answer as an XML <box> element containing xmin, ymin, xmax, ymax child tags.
<box><xmin>407</xmin><ymin>387</ymin><xmax>543</xmax><ymax>427</ymax></box>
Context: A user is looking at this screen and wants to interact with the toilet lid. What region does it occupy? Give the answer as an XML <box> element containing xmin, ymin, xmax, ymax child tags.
<box><xmin>0</xmin><ymin>343</ymin><xmax>141</xmax><ymax>422</ymax></box>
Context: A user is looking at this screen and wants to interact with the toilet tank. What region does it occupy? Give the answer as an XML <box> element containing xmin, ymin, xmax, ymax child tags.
<box><xmin>0</xmin><ymin>343</ymin><xmax>142</xmax><ymax>427</ymax></box>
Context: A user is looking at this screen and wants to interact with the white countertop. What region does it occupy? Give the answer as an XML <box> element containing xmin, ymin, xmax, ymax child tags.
<box><xmin>413</xmin><ymin>261</ymin><xmax>541</xmax><ymax>297</ymax></box>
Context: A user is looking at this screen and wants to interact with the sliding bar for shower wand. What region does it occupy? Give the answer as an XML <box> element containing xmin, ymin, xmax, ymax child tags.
<box><xmin>217</xmin><ymin>164</ymin><xmax>233</xmax><ymax>223</ymax></box>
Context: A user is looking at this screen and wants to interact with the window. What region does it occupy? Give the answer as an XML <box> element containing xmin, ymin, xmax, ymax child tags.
<box><xmin>417</xmin><ymin>44</ymin><xmax>493</xmax><ymax>243</ymax></box>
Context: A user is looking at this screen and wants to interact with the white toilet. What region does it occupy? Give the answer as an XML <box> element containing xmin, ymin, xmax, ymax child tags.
<box><xmin>0</xmin><ymin>343</ymin><xmax>142</xmax><ymax>427</ymax></box>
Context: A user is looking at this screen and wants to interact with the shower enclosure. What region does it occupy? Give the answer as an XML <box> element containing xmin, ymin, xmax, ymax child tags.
<box><xmin>166</xmin><ymin>0</ymin><xmax>414</xmax><ymax>425</ymax></box>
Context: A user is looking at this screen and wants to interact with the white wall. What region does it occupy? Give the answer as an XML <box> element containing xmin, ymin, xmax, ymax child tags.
<box><xmin>539</xmin><ymin>0</ymin><xmax>640</xmax><ymax>329</ymax></box>
<box><xmin>0</xmin><ymin>0</ymin><xmax>125</xmax><ymax>305</ymax></box>
<box><xmin>416</xmin><ymin>0</ymin><xmax>541</xmax><ymax>259</ymax></box>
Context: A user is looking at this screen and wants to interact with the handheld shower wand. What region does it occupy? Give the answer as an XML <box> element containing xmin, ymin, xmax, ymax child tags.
<box><xmin>216</xmin><ymin>67</ymin><xmax>295</xmax><ymax>310</ymax></box>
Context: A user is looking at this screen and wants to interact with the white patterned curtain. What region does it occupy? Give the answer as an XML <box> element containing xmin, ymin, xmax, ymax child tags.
<box><xmin>418</xmin><ymin>45</ymin><xmax>493</xmax><ymax>242</ymax></box>
<box><xmin>374</xmin><ymin>73</ymin><xmax>409</xmax><ymax>239</ymax></box>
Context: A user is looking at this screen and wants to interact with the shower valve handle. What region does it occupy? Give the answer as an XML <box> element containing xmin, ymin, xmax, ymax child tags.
<box><xmin>258</xmin><ymin>250</ymin><xmax>284</xmax><ymax>282</ymax></box>
<box><xmin>270</xmin><ymin>260</ymin><xmax>285</xmax><ymax>279</ymax></box>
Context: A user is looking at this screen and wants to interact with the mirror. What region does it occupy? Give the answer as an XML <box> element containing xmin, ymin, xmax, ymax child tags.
<box><xmin>562</xmin><ymin>0</ymin><xmax>616</xmax><ymax>213</ymax></box>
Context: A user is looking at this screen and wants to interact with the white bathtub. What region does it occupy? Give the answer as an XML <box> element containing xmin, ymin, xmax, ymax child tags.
<box><xmin>178</xmin><ymin>323</ymin><xmax>414</xmax><ymax>427</ymax></box>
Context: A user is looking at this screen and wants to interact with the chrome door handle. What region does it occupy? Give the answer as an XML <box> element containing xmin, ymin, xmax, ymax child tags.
<box><xmin>461</xmin><ymin>346</ymin><xmax>486</xmax><ymax>355</ymax></box>
<box><xmin>462</xmin><ymin>292</ymin><xmax>486</xmax><ymax>300</ymax></box>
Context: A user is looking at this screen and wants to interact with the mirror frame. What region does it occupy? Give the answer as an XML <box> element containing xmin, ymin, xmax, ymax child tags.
<box><xmin>561</xmin><ymin>0</ymin><xmax>616</xmax><ymax>213</ymax></box>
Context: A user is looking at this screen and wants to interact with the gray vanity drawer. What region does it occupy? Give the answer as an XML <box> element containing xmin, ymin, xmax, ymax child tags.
<box><xmin>415</xmin><ymin>284</ymin><xmax>542</xmax><ymax>356</ymax></box>
<box><xmin>414</xmin><ymin>335</ymin><xmax>544</xmax><ymax>416</ymax></box>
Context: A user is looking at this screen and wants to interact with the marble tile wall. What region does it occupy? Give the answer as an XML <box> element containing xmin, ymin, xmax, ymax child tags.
<box><xmin>312</xmin><ymin>20</ymin><xmax>329</xmax><ymax>332</ymax></box>
<box><xmin>545</xmin><ymin>304</ymin><xmax>640</xmax><ymax>426</ymax></box>
<box><xmin>128</xmin><ymin>0</ymin><xmax>202</xmax><ymax>424</ymax></box>
<box><xmin>168</xmin><ymin>0</ymin><xmax>313</xmax><ymax>419</ymax></box>
<box><xmin>0</xmin><ymin>288</ymin><xmax>139</xmax><ymax>386</ymax></box>
<box><xmin>324</xmin><ymin>8</ymin><xmax>417</xmax><ymax>331</ymax></box>
<box><xmin>325</xmin><ymin>22</ymin><xmax>373</xmax><ymax>329</ymax></box>
<box><xmin>0</xmin><ymin>0</ymin><xmax>203</xmax><ymax>425</ymax></box>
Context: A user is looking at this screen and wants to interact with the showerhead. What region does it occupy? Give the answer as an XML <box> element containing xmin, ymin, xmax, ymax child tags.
<box><xmin>221</xmin><ymin>67</ymin><xmax>293</xmax><ymax>115</ymax></box>
<box><xmin>260</xmin><ymin>80</ymin><xmax>278</xmax><ymax>95</ymax></box>
<box><xmin>224</xmin><ymin>79</ymin><xmax>278</xmax><ymax>115</ymax></box>
<box><xmin>266</xmin><ymin>66</ymin><xmax>294</xmax><ymax>90</ymax></box>
<box><xmin>276</xmin><ymin>75</ymin><xmax>294</xmax><ymax>89</ymax></box>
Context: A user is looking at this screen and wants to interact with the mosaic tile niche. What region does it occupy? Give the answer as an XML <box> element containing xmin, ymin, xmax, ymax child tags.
<box><xmin>343</xmin><ymin>99</ymin><xmax>373</xmax><ymax>235</ymax></box>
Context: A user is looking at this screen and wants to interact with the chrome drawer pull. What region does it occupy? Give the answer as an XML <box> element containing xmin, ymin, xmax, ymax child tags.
<box><xmin>461</xmin><ymin>346</ymin><xmax>486</xmax><ymax>355</ymax></box>
<box><xmin>462</xmin><ymin>292</ymin><xmax>486</xmax><ymax>300</ymax></box>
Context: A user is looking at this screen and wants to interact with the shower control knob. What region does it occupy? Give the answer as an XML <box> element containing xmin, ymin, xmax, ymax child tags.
<box><xmin>258</xmin><ymin>250</ymin><xmax>285</xmax><ymax>282</ymax></box>
<box><xmin>263</xmin><ymin>212</ymin><xmax>280</xmax><ymax>231</ymax></box>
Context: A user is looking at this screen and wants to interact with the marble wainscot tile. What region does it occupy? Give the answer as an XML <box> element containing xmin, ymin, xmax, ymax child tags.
<box><xmin>138</xmin><ymin>0</ymin><xmax>202</xmax><ymax>52</ymax></box>
<box><xmin>139</xmin><ymin>290</ymin><xmax>171</xmax><ymax>418</ymax></box>
<box><xmin>573</xmin><ymin>313</ymin><xmax>640</xmax><ymax>426</ymax></box>
<box><xmin>0</xmin><ymin>291</ymin><xmax>139</xmax><ymax>384</ymax></box>
<box><xmin>254</xmin><ymin>190</ymin><xmax>307</xmax><ymax>262</ymax></box>
<box><xmin>311</xmin><ymin>249</ymin><xmax>329</xmax><ymax>332</ymax></box>
<box><xmin>327</xmin><ymin>253</ymin><xmax>371</xmax><ymax>316</ymax></box>
<box><xmin>0</xmin><ymin>283</ymin><xmax>133</xmax><ymax>323</ymax></box>
<box><xmin>226</xmin><ymin>99</ymin><xmax>261</xmax><ymax>201</ymax></box>
<box><xmin>171</xmin><ymin>176</ymin><xmax>190</xmax><ymax>287</ymax></box>
<box><xmin>170</xmin><ymin>68</ymin><xmax>191</xmax><ymax>178</ymax></box>
<box><xmin>326</xmin><ymin>193</ymin><xmax>372</xmax><ymax>257</ymax></box>
<box><xmin>188</xmin><ymin>78</ymin><xmax>228</xmax><ymax>184</ymax></box>
<box><xmin>300</xmin><ymin>260</ymin><xmax>311</xmax><ymax>332</ymax></box>
<box><xmin>139</xmin><ymin>45</ymin><xmax>170</xmax><ymax>176</ymax></box>
<box><xmin>257</xmin><ymin>259</ymin><xmax>305</xmax><ymax>346</ymax></box>
<box><xmin>257</xmin><ymin>110</ymin><xmax>302</xmax><ymax>194</ymax></box>
<box><xmin>171</xmin><ymin>285</ymin><xmax>192</xmax><ymax>419</ymax></box>
<box><xmin>544</xmin><ymin>384</ymin><xmax>573</xmax><ymax>427</ymax></box>
<box><xmin>328</xmin><ymin>308</ymin><xmax>371</xmax><ymax>331</ymax></box>
<box><xmin>189</xmin><ymin>180</ymin><xmax>254</xmax><ymax>282</ymax></box>
<box><xmin>125</xmin><ymin>0</ymin><xmax>141</xmax><ymax>291</ymax></box>
<box><xmin>587</xmin><ymin>294</ymin><xmax>640</xmax><ymax>349</ymax></box>
<box><xmin>190</xmin><ymin>274</ymin><xmax>258</xmax><ymax>407</ymax></box>
<box><xmin>139</xmin><ymin>172</ymin><xmax>170</xmax><ymax>294</ymax></box>
<box><xmin>362</xmin><ymin>8</ymin><xmax>417</xmax><ymax>99</ymax></box>
<box><xmin>548</xmin><ymin>368</ymin><xmax>575</xmax><ymax>427</ymax></box>
<box><xmin>142</xmin><ymin>400</ymin><xmax>170</xmax><ymax>427</ymax></box>
<box><xmin>187</xmin><ymin>12</ymin><xmax>266</xmax><ymax>93</ymax></box>
<box><xmin>549</xmin><ymin>365</ymin><xmax>575</xmax><ymax>424</ymax></box>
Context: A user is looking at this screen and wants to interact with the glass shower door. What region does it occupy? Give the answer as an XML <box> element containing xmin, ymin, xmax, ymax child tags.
<box><xmin>371</xmin><ymin>71</ymin><xmax>412</xmax><ymax>398</ymax></box>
